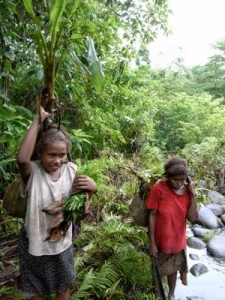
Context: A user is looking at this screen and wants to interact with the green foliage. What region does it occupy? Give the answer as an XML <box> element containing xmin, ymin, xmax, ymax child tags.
<box><xmin>202</xmin><ymin>231</ymin><xmax>215</xmax><ymax>243</ymax></box>
<box><xmin>71</xmin><ymin>65</ymin><xmax>160</xmax><ymax>158</ymax></box>
<box><xmin>20</xmin><ymin>0</ymin><xmax>169</xmax><ymax>100</ymax></box>
<box><xmin>153</xmin><ymin>92</ymin><xmax>225</xmax><ymax>151</ymax></box>
<box><xmin>75</xmin><ymin>155</ymin><xmax>116</xmax><ymax>192</ymax></box>
<box><xmin>72</xmin><ymin>269</ymin><xmax>96</xmax><ymax>299</ymax></box>
<box><xmin>0</xmin><ymin>202</ymin><xmax>23</xmax><ymax>235</ymax></box>
<box><xmin>132</xmin><ymin>291</ymin><xmax>156</xmax><ymax>300</ymax></box>
<box><xmin>75</xmin><ymin>154</ymin><xmax>159</xmax><ymax>221</ymax></box>
<box><xmin>0</xmin><ymin>286</ymin><xmax>21</xmax><ymax>300</ymax></box>
<box><xmin>183</xmin><ymin>137</ymin><xmax>225</xmax><ymax>188</ymax></box>
<box><xmin>0</xmin><ymin>105</ymin><xmax>32</xmax><ymax>182</ymax></box>
<box><xmin>70</xmin><ymin>129</ymin><xmax>92</xmax><ymax>159</ymax></box>
<box><xmin>0</xmin><ymin>0</ymin><xmax>38</xmax><ymax>107</ymax></box>
<box><xmin>163</xmin><ymin>39</ymin><xmax>225</xmax><ymax>101</ymax></box>
<box><xmin>63</xmin><ymin>192</ymin><xmax>86</xmax><ymax>222</ymax></box>
<box><xmin>87</xmin><ymin>36</ymin><xmax>105</xmax><ymax>93</ymax></box>
<box><xmin>188</xmin><ymin>39</ymin><xmax>225</xmax><ymax>100</ymax></box>
<box><xmin>4</xmin><ymin>2</ymin><xmax>225</xmax><ymax>298</ymax></box>
<box><xmin>73</xmin><ymin>213</ymin><xmax>153</xmax><ymax>299</ymax></box>
<box><xmin>1</xmin><ymin>0</ymin><xmax>170</xmax><ymax>108</ymax></box>
<box><xmin>22</xmin><ymin>0</ymin><xmax>105</xmax><ymax>98</ymax></box>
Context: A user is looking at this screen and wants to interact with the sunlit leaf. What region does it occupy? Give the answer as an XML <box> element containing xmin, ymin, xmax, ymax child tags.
<box><xmin>87</xmin><ymin>36</ymin><xmax>105</xmax><ymax>93</ymax></box>
<box><xmin>70</xmin><ymin>0</ymin><xmax>81</xmax><ymax>15</ymax></box>
<box><xmin>70</xmin><ymin>50</ymin><xmax>91</xmax><ymax>76</ymax></box>
<box><xmin>23</xmin><ymin>0</ymin><xmax>35</xmax><ymax>18</ymax></box>
<box><xmin>50</xmin><ymin>0</ymin><xmax>66</xmax><ymax>48</ymax></box>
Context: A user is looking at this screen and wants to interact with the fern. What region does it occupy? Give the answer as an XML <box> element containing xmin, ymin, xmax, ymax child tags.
<box><xmin>0</xmin><ymin>286</ymin><xmax>22</xmax><ymax>300</ymax></box>
<box><xmin>132</xmin><ymin>290</ymin><xmax>156</xmax><ymax>300</ymax></box>
<box><xmin>73</xmin><ymin>212</ymin><xmax>154</xmax><ymax>299</ymax></box>
<box><xmin>74</xmin><ymin>262</ymin><xmax>121</xmax><ymax>299</ymax></box>
<box><xmin>92</xmin><ymin>262</ymin><xmax>119</xmax><ymax>298</ymax></box>
<box><xmin>113</xmin><ymin>244</ymin><xmax>153</xmax><ymax>287</ymax></box>
<box><xmin>63</xmin><ymin>192</ymin><xmax>86</xmax><ymax>222</ymax></box>
<box><xmin>104</xmin><ymin>280</ymin><xmax>126</xmax><ymax>299</ymax></box>
<box><xmin>72</xmin><ymin>269</ymin><xmax>95</xmax><ymax>300</ymax></box>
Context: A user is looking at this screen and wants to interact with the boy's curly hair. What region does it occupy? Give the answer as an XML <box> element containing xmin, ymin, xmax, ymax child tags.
<box><xmin>164</xmin><ymin>156</ymin><xmax>188</xmax><ymax>178</ymax></box>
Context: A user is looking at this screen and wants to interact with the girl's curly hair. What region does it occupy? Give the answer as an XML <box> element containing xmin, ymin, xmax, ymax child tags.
<box><xmin>33</xmin><ymin>123</ymin><xmax>71</xmax><ymax>160</ymax></box>
<box><xmin>164</xmin><ymin>156</ymin><xmax>188</xmax><ymax>178</ymax></box>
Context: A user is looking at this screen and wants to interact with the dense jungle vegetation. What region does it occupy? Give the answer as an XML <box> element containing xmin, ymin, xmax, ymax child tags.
<box><xmin>1</xmin><ymin>0</ymin><xmax>225</xmax><ymax>299</ymax></box>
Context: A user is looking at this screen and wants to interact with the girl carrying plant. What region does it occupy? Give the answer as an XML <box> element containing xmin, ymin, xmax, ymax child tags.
<box><xmin>17</xmin><ymin>106</ymin><xmax>97</xmax><ymax>300</ymax></box>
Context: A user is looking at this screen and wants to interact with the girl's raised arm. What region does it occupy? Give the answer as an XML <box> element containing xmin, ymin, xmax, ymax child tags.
<box><xmin>17</xmin><ymin>106</ymin><xmax>49</xmax><ymax>183</ymax></box>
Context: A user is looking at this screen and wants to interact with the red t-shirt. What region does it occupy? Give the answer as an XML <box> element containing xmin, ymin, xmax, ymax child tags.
<box><xmin>146</xmin><ymin>180</ymin><xmax>190</xmax><ymax>254</ymax></box>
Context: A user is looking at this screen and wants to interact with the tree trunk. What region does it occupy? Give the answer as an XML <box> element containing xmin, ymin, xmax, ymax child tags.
<box><xmin>43</xmin><ymin>57</ymin><xmax>56</xmax><ymax>113</ymax></box>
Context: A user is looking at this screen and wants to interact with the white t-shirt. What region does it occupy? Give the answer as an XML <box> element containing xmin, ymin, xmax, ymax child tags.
<box><xmin>24</xmin><ymin>161</ymin><xmax>77</xmax><ymax>256</ymax></box>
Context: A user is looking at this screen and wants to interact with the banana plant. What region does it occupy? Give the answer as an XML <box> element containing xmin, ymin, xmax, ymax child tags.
<box><xmin>23</xmin><ymin>0</ymin><xmax>104</xmax><ymax>112</ymax></box>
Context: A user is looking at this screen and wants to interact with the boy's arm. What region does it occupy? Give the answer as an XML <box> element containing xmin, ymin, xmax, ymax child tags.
<box><xmin>17</xmin><ymin>107</ymin><xmax>49</xmax><ymax>183</ymax></box>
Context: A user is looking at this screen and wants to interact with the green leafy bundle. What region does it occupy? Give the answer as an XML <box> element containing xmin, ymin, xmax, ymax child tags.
<box><xmin>63</xmin><ymin>192</ymin><xmax>86</xmax><ymax>222</ymax></box>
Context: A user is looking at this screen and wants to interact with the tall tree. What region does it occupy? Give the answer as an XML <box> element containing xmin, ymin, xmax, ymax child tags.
<box><xmin>181</xmin><ymin>39</ymin><xmax>225</xmax><ymax>101</ymax></box>
<box><xmin>1</xmin><ymin>0</ymin><xmax>169</xmax><ymax>109</ymax></box>
<box><xmin>22</xmin><ymin>0</ymin><xmax>105</xmax><ymax>113</ymax></box>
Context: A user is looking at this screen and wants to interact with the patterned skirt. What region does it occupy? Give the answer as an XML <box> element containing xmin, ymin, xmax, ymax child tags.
<box><xmin>157</xmin><ymin>250</ymin><xmax>188</xmax><ymax>285</ymax></box>
<box><xmin>19</xmin><ymin>227</ymin><xmax>76</xmax><ymax>298</ymax></box>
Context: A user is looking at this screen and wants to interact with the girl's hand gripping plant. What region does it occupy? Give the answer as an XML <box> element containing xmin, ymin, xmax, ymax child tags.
<box><xmin>64</xmin><ymin>174</ymin><xmax>97</xmax><ymax>221</ymax></box>
<box><xmin>63</xmin><ymin>191</ymin><xmax>88</xmax><ymax>223</ymax></box>
<box><xmin>43</xmin><ymin>175</ymin><xmax>96</xmax><ymax>241</ymax></box>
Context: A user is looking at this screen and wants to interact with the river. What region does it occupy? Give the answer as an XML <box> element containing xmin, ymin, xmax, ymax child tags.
<box><xmin>175</xmin><ymin>246</ymin><xmax>225</xmax><ymax>300</ymax></box>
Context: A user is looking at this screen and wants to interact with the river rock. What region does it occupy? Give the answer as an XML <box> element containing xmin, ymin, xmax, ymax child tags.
<box><xmin>189</xmin><ymin>253</ymin><xmax>200</xmax><ymax>260</ymax></box>
<box><xmin>186</xmin><ymin>297</ymin><xmax>204</xmax><ymax>300</ymax></box>
<box><xmin>190</xmin><ymin>263</ymin><xmax>208</xmax><ymax>277</ymax></box>
<box><xmin>191</xmin><ymin>227</ymin><xmax>213</xmax><ymax>238</ymax></box>
<box><xmin>206</xmin><ymin>203</ymin><xmax>223</xmax><ymax>216</ymax></box>
<box><xmin>207</xmin><ymin>190</ymin><xmax>225</xmax><ymax>204</ymax></box>
<box><xmin>186</xmin><ymin>227</ymin><xmax>194</xmax><ymax>238</ymax></box>
<box><xmin>221</xmin><ymin>214</ymin><xmax>225</xmax><ymax>224</ymax></box>
<box><xmin>220</xmin><ymin>228</ymin><xmax>225</xmax><ymax>236</ymax></box>
<box><xmin>196</xmin><ymin>206</ymin><xmax>220</xmax><ymax>229</ymax></box>
<box><xmin>221</xmin><ymin>204</ymin><xmax>225</xmax><ymax>213</ymax></box>
<box><xmin>207</xmin><ymin>235</ymin><xmax>225</xmax><ymax>258</ymax></box>
<box><xmin>187</xmin><ymin>237</ymin><xmax>206</xmax><ymax>249</ymax></box>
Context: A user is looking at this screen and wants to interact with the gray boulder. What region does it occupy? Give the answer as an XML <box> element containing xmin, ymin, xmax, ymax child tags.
<box><xmin>189</xmin><ymin>253</ymin><xmax>200</xmax><ymax>260</ymax></box>
<box><xmin>196</xmin><ymin>206</ymin><xmax>220</xmax><ymax>229</ymax></box>
<box><xmin>221</xmin><ymin>228</ymin><xmax>225</xmax><ymax>236</ymax></box>
<box><xmin>190</xmin><ymin>263</ymin><xmax>208</xmax><ymax>277</ymax></box>
<box><xmin>186</xmin><ymin>227</ymin><xmax>194</xmax><ymax>238</ymax></box>
<box><xmin>186</xmin><ymin>297</ymin><xmax>204</xmax><ymax>300</ymax></box>
<box><xmin>221</xmin><ymin>204</ymin><xmax>225</xmax><ymax>214</ymax></box>
<box><xmin>191</xmin><ymin>227</ymin><xmax>213</xmax><ymax>238</ymax></box>
<box><xmin>187</xmin><ymin>237</ymin><xmax>206</xmax><ymax>249</ymax></box>
<box><xmin>206</xmin><ymin>203</ymin><xmax>223</xmax><ymax>216</ymax></box>
<box><xmin>221</xmin><ymin>214</ymin><xmax>225</xmax><ymax>225</ymax></box>
<box><xmin>207</xmin><ymin>190</ymin><xmax>225</xmax><ymax>204</ymax></box>
<box><xmin>207</xmin><ymin>235</ymin><xmax>225</xmax><ymax>258</ymax></box>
